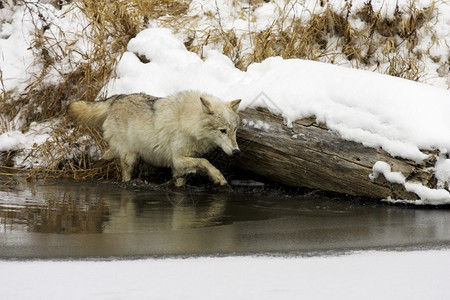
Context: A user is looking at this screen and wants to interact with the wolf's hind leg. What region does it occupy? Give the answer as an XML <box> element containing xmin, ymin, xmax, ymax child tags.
<box><xmin>173</xmin><ymin>157</ymin><xmax>227</xmax><ymax>186</ymax></box>
<box><xmin>120</xmin><ymin>151</ymin><xmax>137</xmax><ymax>182</ymax></box>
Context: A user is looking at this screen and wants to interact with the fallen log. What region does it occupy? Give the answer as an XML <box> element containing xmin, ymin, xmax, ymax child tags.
<box><xmin>235</xmin><ymin>107</ymin><xmax>439</xmax><ymax>200</ymax></box>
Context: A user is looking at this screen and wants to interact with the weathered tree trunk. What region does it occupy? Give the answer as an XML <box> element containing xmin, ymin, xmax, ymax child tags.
<box><xmin>235</xmin><ymin>107</ymin><xmax>438</xmax><ymax>199</ymax></box>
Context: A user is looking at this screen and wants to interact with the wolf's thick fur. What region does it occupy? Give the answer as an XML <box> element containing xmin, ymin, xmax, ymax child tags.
<box><xmin>69</xmin><ymin>91</ymin><xmax>241</xmax><ymax>186</ymax></box>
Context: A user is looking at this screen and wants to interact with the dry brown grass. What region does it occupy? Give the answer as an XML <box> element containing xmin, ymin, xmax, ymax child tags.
<box><xmin>23</xmin><ymin>120</ymin><xmax>120</xmax><ymax>181</ymax></box>
<box><xmin>180</xmin><ymin>0</ymin><xmax>441</xmax><ymax>81</ymax></box>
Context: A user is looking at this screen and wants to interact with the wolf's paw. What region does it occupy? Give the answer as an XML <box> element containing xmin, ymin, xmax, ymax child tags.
<box><xmin>212</xmin><ymin>174</ymin><xmax>228</xmax><ymax>186</ymax></box>
<box><xmin>216</xmin><ymin>183</ymin><xmax>232</xmax><ymax>192</ymax></box>
<box><xmin>174</xmin><ymin>177</ymin><xmax>186</xmax><ymax>187</ymax></box>
<box><xmin>209</xmin><ymin>168</ymin><xmax>228</xmax><ymax>186</ymax></box>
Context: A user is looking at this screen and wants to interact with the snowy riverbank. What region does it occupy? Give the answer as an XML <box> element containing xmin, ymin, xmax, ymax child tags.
<box><xmin>2</xmin><ymin>250</ymin><xmax>450</xmax><ymax>300</ymax></box>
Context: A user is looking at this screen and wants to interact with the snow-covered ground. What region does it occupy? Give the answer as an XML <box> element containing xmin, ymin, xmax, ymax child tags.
<box><xmin>1</xmin><ymin>1</ymin><xmax>450</xmax><ymax>204</ymax></box>
<box><xmin>2</xmin><ymin>250</ymin><xmax>450</xmax><ymax>300</ymax></box>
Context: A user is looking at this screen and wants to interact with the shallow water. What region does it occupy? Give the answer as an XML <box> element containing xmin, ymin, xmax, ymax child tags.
<box><xmin>0</xmin><ymin>178</ymin><xmax>449</xmax><ymax>259</ymax></box>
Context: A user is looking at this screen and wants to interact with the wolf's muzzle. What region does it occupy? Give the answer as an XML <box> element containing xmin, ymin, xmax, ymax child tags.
<box><xmin>232</xmin><ymin>149</ymin><xmax>241</xmax><ymax>156</ymax></box>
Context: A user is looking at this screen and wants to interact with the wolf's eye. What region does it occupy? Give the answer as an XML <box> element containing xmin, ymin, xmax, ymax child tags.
<box><xmin>220</xmin><ymin>129</ymin><xmax>227</xmax><ymax>134</ymax></box>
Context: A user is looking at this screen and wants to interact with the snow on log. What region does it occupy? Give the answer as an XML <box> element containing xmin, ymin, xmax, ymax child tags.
<box><xmin>236</xmin><ymin>107</ymin><xmax>441</xmax><ymax>201</ymax></box>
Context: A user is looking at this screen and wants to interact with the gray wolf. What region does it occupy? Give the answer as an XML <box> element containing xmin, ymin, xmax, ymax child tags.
<box><xmin>68</xmin><ymin>91</ymin><xmax>241</xmax><ymax>186</ymax></box>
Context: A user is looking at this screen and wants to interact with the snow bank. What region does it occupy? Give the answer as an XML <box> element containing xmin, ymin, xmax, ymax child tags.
<box><xmin>1</xmin><ymin>250</ymin><xmax>450</xmax><ymax>300</ymax></box>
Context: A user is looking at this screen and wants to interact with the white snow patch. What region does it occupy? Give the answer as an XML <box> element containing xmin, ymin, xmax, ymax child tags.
<box><xmin>435</xmin><ymin>152</ymin><xmax>450</xmax><ymax>189</ymax></box>
<box><xmin>1</xmin><ymin>250</ymin><xmax>450</xmax><ymax>300</ymax></box>
<box><xmin>291</xmin><ymin>133</ymin><xmax>304</xmax><ymax>139</ymax></box>
<box><xmin>0</xmin><ymin>123</ymin><xmax>51</xmax><ymax>154</ymax></box>
<box><xmin>369</xmin><ymin>161</ymin><xmax>406</xmax><ymax>184</ymax></box>
<box><xmin>242</xmin><ymin>119</ymin><xmax>271</xmax><ymax>131</ymax></box>
<box><xmin>370</xmin><ymin>161</ymin><xmax>450</xmax><ymax>205</ymax></box>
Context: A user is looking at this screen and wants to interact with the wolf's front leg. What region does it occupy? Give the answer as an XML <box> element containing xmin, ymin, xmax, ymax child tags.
<box><xmin>119</xmin><ymin>151</ymin><xmax>137</xmax><ymax>182</ymax></box>
<box><xmin>173</xmin><ymin>157</ymin><xmax>227</xmax><ymax>186</ymax></box>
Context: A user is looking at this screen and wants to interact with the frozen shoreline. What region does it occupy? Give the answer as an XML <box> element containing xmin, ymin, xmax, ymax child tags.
<box><xmin>2</xmin><ymin>250</ymin><xmax>450</xmax><ymax>300</ymax></box>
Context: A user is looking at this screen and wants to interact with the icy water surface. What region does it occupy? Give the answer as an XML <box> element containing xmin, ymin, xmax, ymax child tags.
<box><xmin>0</xmin><ymin>178</ymin><xmax>449</xmax><ymax>259</ymax></box>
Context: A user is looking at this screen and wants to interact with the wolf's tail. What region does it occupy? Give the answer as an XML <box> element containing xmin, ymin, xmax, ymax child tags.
<box><xmin>68</xmin><ymin>99</ymin><xmax>112</xmax><ymax>128</ymax></box>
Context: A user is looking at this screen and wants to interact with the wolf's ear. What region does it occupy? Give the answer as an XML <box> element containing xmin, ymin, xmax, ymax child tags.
<box><xmin>200</xmin><ymin>97</ymin><xmax>214</xmax><ymax>115</ymax></box>
<box><xmin>229</xmin><ymin>99</ymin><xmax>241</xmax><ymax>113</ymax></box>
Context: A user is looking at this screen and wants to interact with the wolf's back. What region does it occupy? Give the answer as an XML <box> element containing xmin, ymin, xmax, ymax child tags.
<box><xmin>68</xmin><ymin>99</ymin><xmax>112</xmax><ymax>127</ymax></box>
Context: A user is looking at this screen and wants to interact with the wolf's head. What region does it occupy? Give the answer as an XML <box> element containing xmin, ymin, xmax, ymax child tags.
<box><xmin>199</xmin><ymin>96</ymin><xmax>241</xmax><ymax>156</ymax></box>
